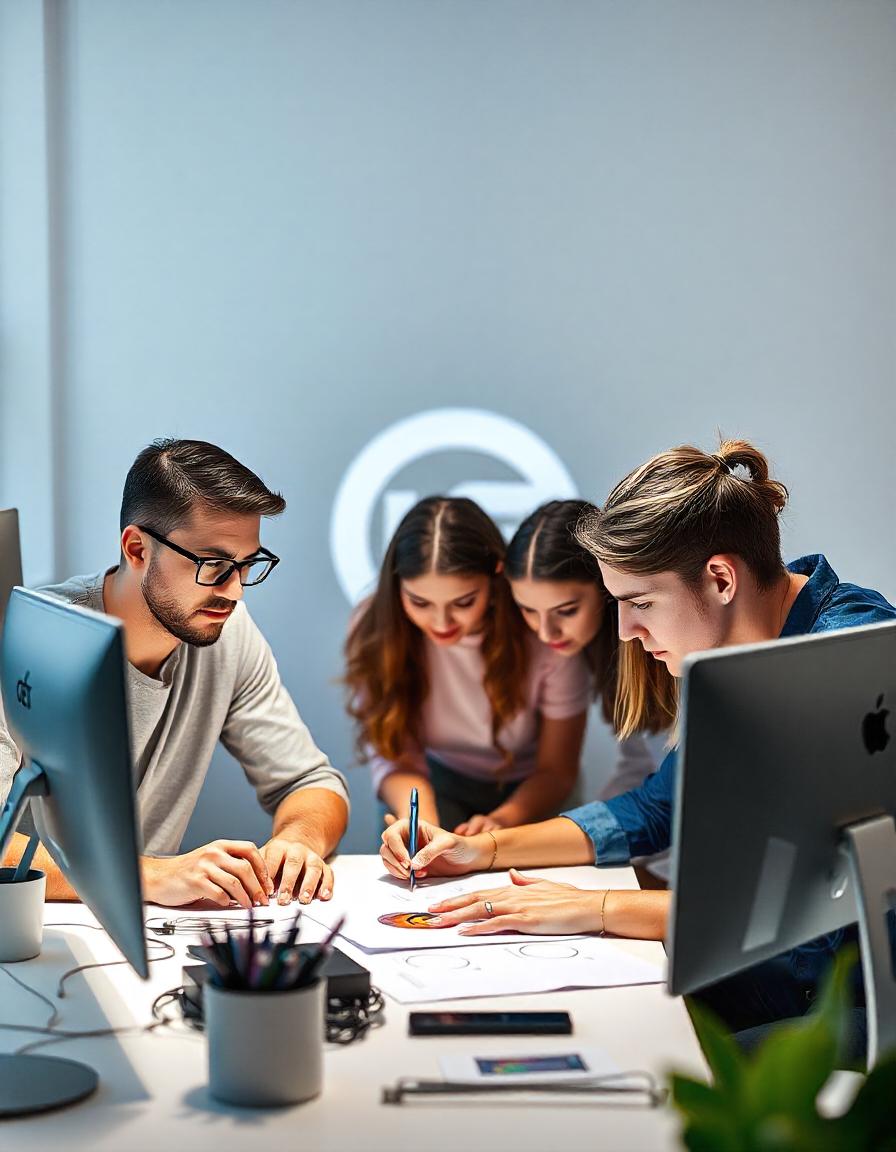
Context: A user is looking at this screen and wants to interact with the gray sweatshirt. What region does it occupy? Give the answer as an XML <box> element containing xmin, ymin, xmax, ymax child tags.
<box><xmin>0</xmin><ymin>570</ymin><xmax>349</xmax><ymax>855</ymax></box>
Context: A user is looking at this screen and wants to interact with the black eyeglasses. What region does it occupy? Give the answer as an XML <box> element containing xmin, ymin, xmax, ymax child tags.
<box><xmin>138</xmin><ymin>526</ymin><xmax>280</xmax><ymax>587</ymax></box>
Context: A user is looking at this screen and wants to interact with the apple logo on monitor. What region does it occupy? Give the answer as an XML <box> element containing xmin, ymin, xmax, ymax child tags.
<box><xmin>862</xmin><ymin>695</ymin><xmax>890</xmax><ymax>755</ymax></box>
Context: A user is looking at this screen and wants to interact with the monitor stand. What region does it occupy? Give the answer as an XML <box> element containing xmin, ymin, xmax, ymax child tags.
<box><xmin>0</xmin><ymin>757</ymin><xmax>102</xmax><ymax>1115</ymax></box>
<box><xmin>843</xmin><ymin>814</ymin><xmax>896</xmax><ymax>1068</ymax></box>
<box><xmin>0</xmin><ymin>1054</ymin><xmax>97</xmax><ymax>1116</ymax></box>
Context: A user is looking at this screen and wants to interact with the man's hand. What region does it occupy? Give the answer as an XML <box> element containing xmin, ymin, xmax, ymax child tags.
<box><xmin>261</xmin><ymin>833</ymin><xmax>334</xmax><ymax>905</ymax></box>
<box><xmin>142</xmin><ymin>840</ymin><xmax>273</xmax><ymax>908</ymax></box>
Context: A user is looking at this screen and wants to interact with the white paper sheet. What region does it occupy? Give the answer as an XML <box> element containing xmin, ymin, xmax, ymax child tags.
<box><xmin>304</xmin><ymin>870</ymin><xmax>640</xmax><ymax>953</ymax></box>
<box><xmin>353</xmin><ymin>936</ymin><xmax>664</xmax><ymax>1003</ymax></box>
<box><xmin>301</xmin><ymin>870</ymin><xmax>592</xmax><ymax>952</ymax></box>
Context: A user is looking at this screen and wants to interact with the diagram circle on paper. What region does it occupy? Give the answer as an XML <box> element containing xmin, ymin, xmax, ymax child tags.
<box><xmin>405</xmin><ymin>952</ymin><xmax>471</xmax><ymax>970</ymax></box>
<box><xmin>516</xmin><ymin>942</ymin><xmax>580</xmax><ymax>960</ymax></box>
<box><xmin>377</xmin><ymin>912</ymin><xmax>444</xmax><ymax>929</ymax></box>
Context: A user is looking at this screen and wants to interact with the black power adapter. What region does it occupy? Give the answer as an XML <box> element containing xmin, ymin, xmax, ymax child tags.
<box><xmin>181</xmin><ymin>944</ymin><xmax>371</xmax><ymax>1019</ymax></box>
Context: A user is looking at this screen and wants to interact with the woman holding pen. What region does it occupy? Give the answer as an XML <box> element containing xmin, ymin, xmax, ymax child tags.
<box><xmin>503</xmin><ymin>500</ymin><xmax>672</xmax><ymax>878</ymax></box>
<box><xmin>345</xmin><ymin>496</ymin><xmax>591</xmax><ymax>834</ymax></box>
<box><xmin>379</xmin><ymin>440</ymin><xmax>896</xmax><ymax>1033</ymax></box>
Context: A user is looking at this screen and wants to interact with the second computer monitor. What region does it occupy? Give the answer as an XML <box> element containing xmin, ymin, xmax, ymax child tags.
<box><xmin>0</xmin><ymin>588</ymin><xmax>147</xmax><ymax>978</ymax></box>
<box><xmin>667</xmin><ymin>621</ymin><xmax>896</xmax><ymax>1060</ymax></box>
<box><xmin>0</xmin><ymin>509</ymin><xmax>23</xmax><ymax>631</ymax></box>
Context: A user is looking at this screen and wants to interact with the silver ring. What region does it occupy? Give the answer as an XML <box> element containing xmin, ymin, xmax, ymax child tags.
<box><xmin>484</xmin><ymin>900</ymin><xmax>494</xmax><ymax>918</ymax></box>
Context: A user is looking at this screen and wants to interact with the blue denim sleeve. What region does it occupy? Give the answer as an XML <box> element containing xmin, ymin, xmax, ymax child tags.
<box><xmin>562</xmin><ymin>749</ymin><xmax>677</xmax><ymax>864</ymax></box>
<box><xmin>560</xmin><ymin>799</ymin><xmax>631</xmax><ymax>864</ymax></box>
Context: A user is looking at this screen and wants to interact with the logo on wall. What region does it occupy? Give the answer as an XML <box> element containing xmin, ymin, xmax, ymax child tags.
<box><xmin>330</xmin><ymin>408</ymin><xmax>578</xmax><ymax>603</ymax></box>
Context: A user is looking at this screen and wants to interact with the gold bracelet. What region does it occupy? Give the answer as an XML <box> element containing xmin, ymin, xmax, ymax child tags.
<box><xmin>485</xmin><ymin>830</ymin><xmax>498</xmax><ymax>871</ymax></box>
<box><xmin>599</xmin><ymin>889</ymin><xmax>610</xmax><ymax>936</ymax></box>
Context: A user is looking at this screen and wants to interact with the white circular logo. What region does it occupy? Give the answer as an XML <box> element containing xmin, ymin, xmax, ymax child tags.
<box><xmin>330</xmin><ymin>408</ymin><xmax>578</xmax><ymax>603</ymax></box>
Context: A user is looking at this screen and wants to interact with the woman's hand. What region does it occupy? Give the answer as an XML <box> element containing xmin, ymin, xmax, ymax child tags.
<box><xmin>453</xmin><ymin>813</ymin><xmax>504</xmax><ymax>836</ymax></box>
<box><xmin>426</xmin><ymin>868</ymin><xmax>606</xmax><ymax>936</ymax></box>
<box><xmin>380</xmin><ymin>815</ymin><xmax>490</xmax><ymax>879</ymax></box>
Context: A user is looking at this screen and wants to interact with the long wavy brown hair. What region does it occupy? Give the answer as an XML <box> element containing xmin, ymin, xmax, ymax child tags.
<box><xmin>345</xmin><ymin>496</ymin><xmax>529</xmax><ymax>770</ymax></box>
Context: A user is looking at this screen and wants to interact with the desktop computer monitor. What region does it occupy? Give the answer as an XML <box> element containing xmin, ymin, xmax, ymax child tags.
<box><xmin>0</xmin><ymin>588</ymin><xmax>148</xmax><ymax>1113</ymax></box>
<box><xmin>0</xmin><ymin>508</ymin><xmax>23</xmax><ymax>630</ymax></box>
<box><xmin>667</xmin><ymin>620</ymin><xmax>896</xmax><ymax>1068</ymax></box>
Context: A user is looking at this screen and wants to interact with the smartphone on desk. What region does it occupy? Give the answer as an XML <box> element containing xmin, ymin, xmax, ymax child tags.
<box><xmin>408</xmin><ymin>1010</ymin><xmax>572</xmax><ymax>1037</ymax></box>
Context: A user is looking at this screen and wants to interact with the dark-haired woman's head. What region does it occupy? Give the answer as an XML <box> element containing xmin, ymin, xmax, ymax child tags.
<box><xmin>505</xmin><ymin>500</ymin><xmax>606</xmax><ymax>662</ymax></box>
<box><xmin>504</xmin><ymin>499</ymin><xmax>677</xmax><ymax>733</ymax></box>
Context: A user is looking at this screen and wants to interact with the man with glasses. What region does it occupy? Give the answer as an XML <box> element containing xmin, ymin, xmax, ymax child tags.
<box><xmin>0</xmin><ymin>439</ymin><xmax>349</xmax><ymax>907</ymax></box>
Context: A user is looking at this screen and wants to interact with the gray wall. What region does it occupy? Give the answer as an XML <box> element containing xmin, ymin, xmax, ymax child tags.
<box><xmin>2</xmin><ymin>0</ymin><xmax>895</xmax><ymax>852</ymax></box>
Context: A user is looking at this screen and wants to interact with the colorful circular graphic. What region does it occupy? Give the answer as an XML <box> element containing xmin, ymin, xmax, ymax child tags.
<box><xmin>377</xmin><ymin>912</ymin><xmax>444</xmax><ymax>929</ymax></box>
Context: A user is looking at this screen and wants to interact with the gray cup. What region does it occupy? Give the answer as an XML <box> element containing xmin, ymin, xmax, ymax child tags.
<box><xmin>206</xmin><ymin>977</ymin><xmax>325</xmax><ymax>1107</ymax></box>
<box><xmin>0</xmin><ymin>868</ymin><xmax>46</xmax><ymax>962</ymax></box>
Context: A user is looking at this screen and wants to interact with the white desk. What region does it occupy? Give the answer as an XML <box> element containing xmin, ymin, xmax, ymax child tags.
<box><xmin>0</xmin><ymin>857</ymin><xmax>706</xmax><ymax>1151</ymax></box>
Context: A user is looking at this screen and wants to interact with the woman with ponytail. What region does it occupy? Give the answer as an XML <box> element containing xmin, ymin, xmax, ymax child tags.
<box><xmin>380</xmin><ymin>442</ymin><xmax>895</xmax><ymax>1041</ymax></box>
<box><xmin>345</xmin><ymin>497</ymin><xmax>591</xmax><ymax>835</ymax></box>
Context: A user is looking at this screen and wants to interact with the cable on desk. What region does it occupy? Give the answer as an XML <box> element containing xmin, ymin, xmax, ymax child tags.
<box><xmin>57</xmin><ymin>936</ymin><xmax>175</xmax><ymax>998</ymax></box>
<box><xmin>145</xmin><ymin>914</ymin><xmax>275</xmax><ymax>937</ymax></box>
<box><xmin>326</xmin><ymin>987</ymin><xmax>386</xmax><ymax>1045</ymax></box>
<box><xmin>13</xmin><ymin>1021</ymin><xmax>165</xmax><ymax>1056</ymax></box>
<box><xmin>2</xmin><ymin>918</ymin><xmax>385</xmax><ymax>1055</ymax></box>
<box><xmin>145</xmin><ymin>980</ymin><xmax>387</xmax><ymax>1046</ymax></box>
<box><xmin>0</xmin><ymin>956</ymin><xmax>170</xmax><ymax>1056</ymax></box>
<box><xmin>0</xmin><ymin>963</ymin><xmax>60</xmax><ymax>1029</ymax></box>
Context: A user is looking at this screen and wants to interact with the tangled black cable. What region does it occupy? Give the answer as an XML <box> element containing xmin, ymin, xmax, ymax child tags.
<box><xmin>326</xmin><ymin>987</ymin><xmax>386</xmax><ymax>1045</ymax></box>
<box><xmin>148</xmin><ymin>982</ymin><xmax>386</xmax><ymax>1045</ymax></box>
<box><xmin>24</xmin><ymin>915</ymin><xmax>384</xmax><ymax>1049</ymax></box>
<box><xmin>144</xmin><ymin>914</ymin><xmax>274</xmax><ymax>937</ymax></box>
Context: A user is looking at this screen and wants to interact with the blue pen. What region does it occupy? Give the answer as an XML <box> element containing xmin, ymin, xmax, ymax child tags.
<box><xmin>408</xmin><ymin>786</ymin><xmax>419</xmax><ymax>891</ymax></box>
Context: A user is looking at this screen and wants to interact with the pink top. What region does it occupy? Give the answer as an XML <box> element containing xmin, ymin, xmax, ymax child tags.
<box><xmin>365</xmin><ymin>628</ymin><xmax>591</xmax><ymax>792</ymax></box>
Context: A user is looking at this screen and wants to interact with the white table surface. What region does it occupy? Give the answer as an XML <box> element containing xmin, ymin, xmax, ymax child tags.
<box><xmin>0</xmin><ymin>856</ymin><xmax>707</xmax><ymax>1151</ymax></box>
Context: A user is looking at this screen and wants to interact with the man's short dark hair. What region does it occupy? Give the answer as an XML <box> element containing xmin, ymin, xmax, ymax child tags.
<box><xmin>120</xmin><ymin>439</ymin><xmax>286</xmax><ymax>533</ymax></box>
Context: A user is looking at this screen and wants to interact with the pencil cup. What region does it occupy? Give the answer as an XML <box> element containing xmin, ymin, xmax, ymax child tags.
<box><xmin>206</xmin><ymin>978</ymin><xmax>326</xmax><ymax>1107</ymax></box>
<box><xmin>0</xmin><ymin>868</ymin><xmax>46</xmax><ymax>962</ymax></box>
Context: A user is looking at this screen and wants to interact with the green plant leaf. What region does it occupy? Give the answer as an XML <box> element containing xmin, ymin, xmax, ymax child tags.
<box><xmin>670</xmin><ymin>950</ymin><xmax>891</xmax><ymax>1152</ymax></box>
<box><xmin>671</xmin><ymin>1073</ymin><xmax>733</xmax><ymax>1122</ymax></box>
<box><xmin>687</xmin><ymin>999</ymin><xmax>746</xmax><ymax>1097</ymax></box>
<box><xmin>680</xmin><ymin>1122</ymin><xmax>744</xmax><ymax>1152</ymax></box>
<box><xmin>743</xmin><ymin>947</ymin><xmax>856</xmax><ymax>1117</ymax></box>
<box><xmin>744</xmin><ymin>1010</ymin><xmax>838</xmax><ymax>1116</ymax></box>
<box><xmin>751</xmin><ymin>1112</ymin><xmax>849</xmax><ymax>1152</ymax></box>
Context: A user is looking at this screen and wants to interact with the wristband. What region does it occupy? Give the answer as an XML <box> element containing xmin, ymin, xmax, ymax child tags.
<box><xmin>599</xmin><ymin>889</ymin><xmax>610</xmax><ymax>936</ymax></box>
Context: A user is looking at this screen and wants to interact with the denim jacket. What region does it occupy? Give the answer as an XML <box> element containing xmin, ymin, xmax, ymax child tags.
<box><xmin>563</xmin><ymin>554</ymin><xmax>896</xmax><ymax>986</ymax></box>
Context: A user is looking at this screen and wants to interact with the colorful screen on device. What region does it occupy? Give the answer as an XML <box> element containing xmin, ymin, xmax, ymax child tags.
<box><xmin>475</xmin><ymin>1054</ymin><xmax>587</xmax><ymax>1075</ymax></box>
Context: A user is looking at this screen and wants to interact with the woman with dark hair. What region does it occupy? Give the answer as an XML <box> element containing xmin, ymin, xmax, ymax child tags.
<box><xmin>345</xmin><ymin>496</ymin><xmax>591</xmax><ymax>835</ymax></box>
<box><xmin>504</xmin><ymin>500</ymin><xmax>673</xmax><ymax>877</ymax></box>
